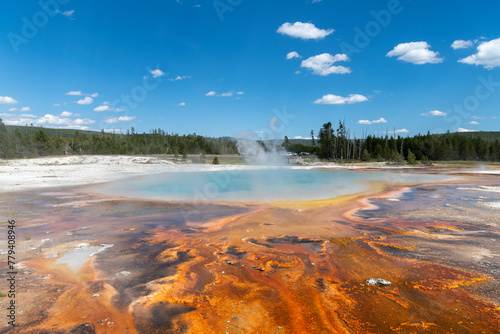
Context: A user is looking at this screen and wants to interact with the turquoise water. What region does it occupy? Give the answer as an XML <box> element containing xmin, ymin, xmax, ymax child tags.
<box><xmin>95</xmin><ymin>167</ymin><xmax>451</xmax><ymax>202</ymax></box>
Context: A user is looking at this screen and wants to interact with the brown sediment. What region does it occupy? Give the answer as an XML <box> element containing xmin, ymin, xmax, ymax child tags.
<box><xmin>1</xmin><ymin>172</ymin><xmax>500</xmax><ymax>333</ymax></box>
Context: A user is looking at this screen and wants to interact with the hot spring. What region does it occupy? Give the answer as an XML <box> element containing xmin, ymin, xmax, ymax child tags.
<box><xmin>93</xmin><ymin>167</ymin><xmax>452</xmax><ymax>202</ymax></box>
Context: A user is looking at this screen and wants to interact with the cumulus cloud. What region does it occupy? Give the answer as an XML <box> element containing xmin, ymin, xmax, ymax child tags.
<box><xmin>451</xmin><ymin>39</ymin><xmax>474</xmax><ymax>50</ymax></box>
<box><xmin>236</xmin><ymin>91</ymin><xmax>244</xmax><ymax>95</ymax></box>
<box><xmin>20</xmin><ymin>114</ymin><xmax>37</xmax><ymax>118</ymax></box>
<box><xmin>314</xmin><ymin>94</ymin><xmax>368</xmax><ymax>105</ymax></box>
<box><xmin>421</xmin><ymin>110</ymin><xmax>447</xmax><ymax>116</ymax></box>
<box><xmin>94</xmin><ymin>105</ymin><xmax>111</xmax><ymax>112</ymax></box>
<box><xmin>1</xmin><ymin>113</ymin><xmax>95</xmax><ymax>130</ymax></box>
<box><xmin>178</xmin><ymin>102</ymin><xmax>186</xmax><ymax>106</ymax></box>
<box><xmin>205</xmin><ymin>91</ymin><xmax>216</xmax><ymax>96</ymax></box>
<box><xmin>169</xmin><ymin>75</ymin><xmax>189</xmax><ymax>81</ymax></box>
<box><xmin>459</xmin><ymin>38</ymin><xmax>500</xmax><ymax>69</ymax></box>
<box><xmin>103</xmin><ymin>129</ymin><xmax>125</xmax><ymax>134</ymax></box>
<box><xmin>357</xmin><ymin>117</ymin><xmax>387</xmax><ymax>125</ymax></box>
<box><xmin>219</xmin><ymin>91</ymin><xmax>233</xmax><ymax>97</ymax></box>
<box><xmin>8</xmin><ymin>108</ymin><xmax>18</xmax><ymax>112</ymax></box>
<box><xmin>150</xmin><ymin>69</ymin><xmax>165</xmax><ymax>78</ymax></box>
<box><xmin>0</xmin><ymin>96</ymin><xmax>18</xmax><ymax>105</ymax></box>
<box><xmin>104</xmin><ymin>116</ymin><xmax>136</xmax><ymax>124</ymax></box>
<box><xmin>387</xmin><ymin>42</ymin><xmax>443</xmax><ymax>64</ymax></box>
<box><xmin>20</xmin><ymin>107</ymin><xmax>31</xmax><ymax>112</ymax></box>
<box><xmin>277</xmin><ymin>22</ymin><xmax>334</xmax><ymax>40</ymax></box>
<box><xmin>66</xmin><ymin>90</ymin><xmax>98</xmax><ymax>99</ymax></box>
<box><xmin>469</xmin><ymin>121</ymin><xmax>479</xmax><ymax>125</ymax></box>
<box><xmin>77</xmin><ymin>97</ymin><xmax>93</xmax><ymax>105</ymax></box>
<box><xmin>61</xmin><ymin>111</ymin><xmax>73</xmax><ymax>117</ymax></box>
<box><xmin>301</xmin><ymin>53</ymin><xmax>351</xmax><ymax>75</ymax></box>
<box><xmin>384</xmin><ymin>128</ymin><xmax>409</xmax><ymax>134</ymax></box>
<box><xmin>457</xmin><ymin>127</ymin><xmax>476</xmax><ymax>133</ymax></box>
<box><xmin>286</xmin><ymin>51</ymin><xmax>301</xmax><ymax>59</ymax></box>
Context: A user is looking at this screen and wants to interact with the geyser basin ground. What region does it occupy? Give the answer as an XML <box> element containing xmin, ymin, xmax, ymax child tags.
<box><xmin>1</xmin><ymin>164</ymin><xmax>499</xmax><ymax>333</ymax></box>
<box><xmin>92</xmin><ymin>167</ymin><xmax>452</xmax><ymax>202</ymax></box>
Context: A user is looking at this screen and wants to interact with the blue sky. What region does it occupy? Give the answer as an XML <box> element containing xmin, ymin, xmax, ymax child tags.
<box><xmin>1</xmin><ymin>0</ymin><xmax>500</xmax><ymax>140</ymax></box>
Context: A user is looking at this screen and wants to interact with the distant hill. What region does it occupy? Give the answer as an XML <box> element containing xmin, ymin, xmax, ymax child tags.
<box><xmin>436</xmin><ymin>131</ymin><xmax>500</xmax><ymax>142</ymax></box>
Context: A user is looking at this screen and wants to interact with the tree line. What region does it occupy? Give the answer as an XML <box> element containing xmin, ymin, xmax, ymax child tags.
<box><xmin>0</xmin><ymin>119</ymin><xmax>238</xmax><ymax>159</ymax></box>
<box><xmin>283</xmin><ymin>120</ymin><xmax>500</xmax><ymax>163</ymax></box>
<box><xmin>2</xmin><ymin>118</ymin><xmax>500</xmax><ymax>163</ymax></box>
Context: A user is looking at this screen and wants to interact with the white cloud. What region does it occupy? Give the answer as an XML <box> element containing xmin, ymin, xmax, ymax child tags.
<box><xmin>77</xmin><ymin>97</ymin><xmax>93</xmax><ymax>105</ymax></box>
<box><xmin>394</xmin><ymin>129</ymin><xmax>409</xmax><ymax>134</ymax></box>
<box><xmin>286</xmin><ymin>51</ymin><xmax>301</xmax><ymax>60</ymax></box>
<box><xmin>8</xmin><ymin>108</ymin><xmax>18</xmax><ymax>112</ymax></box>
<box><xmin>169</xmin><ymin>75</ymin><xmax>189</xmax><ymax>81</ymax></box>
<box><xmin>105</xmin><ymin>116</ymin><xmax>136</xmax><ymax>124</ymax></box>
<box><xmin>387</xmin><ymin>42</ymin><xmax>443</xmax><ymax>64</ymax></box>
<box><xmin>0</xmin><ymin>96</ymin><xmax>18</xmax><ymax>105</ymax></box>
<box><xmin>103</xmin><ymin>129</ymin><xmax>125</xmax><ymax>134</ymax></box>
<box><xmin>94</xmin><ymin>105</ymin><xmax>111</xmax><ymax>112</ymax></box>
<box><xmin>178</xmin><ymin>102</ymin><xmax>186</xmax><ymax>106</ymax></box>
<box><xmin>421</xmin><ymin>110</ymin><xmax>447</xmax><ymax>117</ymax></box>
<box><xmin>456</xmin><ymin>127</ymin><xmax>476</xmax><ymax>133</ymax></box>
<box><xmin>56</xmin><ymin>9</ymin><xmax>75</xmax><ymax>18</ymax></box>
<box><xmin>459</xmin><ymin>38</ymin><xmax>500</xmax><ymax>69</ymax></box>
<box><xmin>150</xmin><ymin>69</ymin><xmax>165</xmax><ymax>78</ymax></box>
<box><xmin>115</xmin><ymin>108</ymin><xmax>124</xmax><ymax>112</ymax></box>
<box><xmin>20</xmin><ymin>107</ymin><xmax>31</xmax><ymax>112</ymax></box>
<box><xmin>73</xmin><ymin>118</ymin><xmax>95</xmax><ymax>125</ymax></box>
<box><xmin>1</xmin><ymin>113</ymin><xmax>95</xmax><ymax>130</ymax></box>
<box><xmin>61</xmin><ymin>111</ymin><xmax>73</xmax><ymax>117</ymax></box>
<box><xmin>469</xmin><ymin>121</ymin><xmax>479</xmax><ymax>125</ymax></box>
<box><xmin>314</xmin><ymin>93</ymin><xmax>368</xmax><ymax>105</ymax></box>
<box><xmin>53</xmin><ymin>103</ymin><xmax>61</xmax><ymax>107</ymax></box>
<box><xmin>451</xmin><ymin>39</ymin><xmax>474</xmax><ymax>50</ymax></box>
<box><xmin>471</xmin><ymin>115</ymin><xmax>485</xmax><ymax>120</ymax></box>
<box><xmin>277</xmin><ymin>22</ymin><xmax>334</xmax><ymax>40</ymax></box>
<box><xmin>357</xmin><ymin>117</ymin><xmax>387</xmax><ymax>125</ymax></box>
<box><xmin>206</xmin><ymin>90</ymin><xmax>241</xmax><ymax>97</ymax></box>
<box><xmin>301</xmin><ymin>53</ymin><xmax>351</xmax><ymax>75</ymax></box>
<box><xmin>373</xmin><ymin>117</ymin><xmax>388</xmax><ymax>123</ymax></box>
<box><xmin>66</xmin><ymin>91</ymin><xmax>98</xmax><ymax>98</ymax></box>
<box><xmin>20</xmin><ymin>114</ymin><xmax>37</xmax><ymax>118</ymax></box>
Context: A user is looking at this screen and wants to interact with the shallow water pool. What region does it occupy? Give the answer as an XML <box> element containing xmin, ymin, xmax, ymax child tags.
<box><xmin>94</xmin><ymin>167</ymin><xmax>452</xmax><ymax>202</ymax></box>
